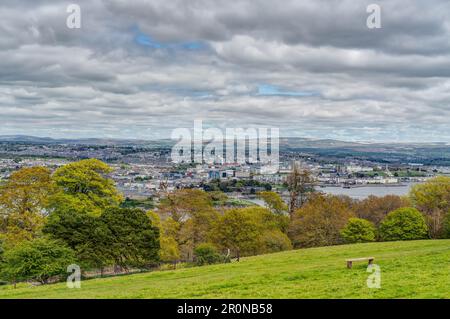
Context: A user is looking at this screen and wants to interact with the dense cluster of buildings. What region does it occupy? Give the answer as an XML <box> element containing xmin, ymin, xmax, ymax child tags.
<box><xmin>1</xmin><ymin>142</ymin><xmax>449</xmax><ymax>199</ymax></box>
<box><xmin>0</xmin><ymin>154</ymin><xmax>450</xmax><ymax>197</ymax></box>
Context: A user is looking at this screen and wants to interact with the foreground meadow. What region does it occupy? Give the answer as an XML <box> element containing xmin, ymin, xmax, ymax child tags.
<box><xmin>0</xmin><ymin>240</ymin><xmax>448</xmax><ymax>299</ymax></box>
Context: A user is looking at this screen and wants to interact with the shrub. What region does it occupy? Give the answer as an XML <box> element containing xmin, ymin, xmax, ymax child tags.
<box><xmin>0</xmin><ymin>238</ymin><xmax>76</xmax><ymax>284</ymax></box>
<box><xmin>340</xmin><ymin>218</ymin><xmax>376</xmax><ymax>243</ymax></box>
<box><xmin>260</xmin><ymin>230</ymin><xmax>293</xmax><ymax>253</ymax></box>
<box><xmin>194</xmin><ymin>243</ymin><xmax>228</xmax><ymax>266</ymax></box>
<box><xmin>379</xmin><ymin>208</ymin><xmax>428</xmax><ymax>241</ymax></box>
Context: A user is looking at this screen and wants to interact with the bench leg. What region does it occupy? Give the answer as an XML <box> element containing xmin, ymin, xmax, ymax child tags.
<box><xmin>347</xmin><ymin>261</ymin><xmax>352</xmax><ymax>269</ymax></box>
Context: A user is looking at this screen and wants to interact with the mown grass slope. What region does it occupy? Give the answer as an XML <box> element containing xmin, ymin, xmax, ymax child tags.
<box><xmin>0</xmin><ymin>240</ymin><xmax>448</xmax><ymax>299</ymax></box>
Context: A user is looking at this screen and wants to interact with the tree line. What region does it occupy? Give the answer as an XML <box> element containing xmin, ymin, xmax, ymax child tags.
<box><xmin>0</xmin><ymin>159</ymin><xmax>449</xmax><ymax>285</ymax></box>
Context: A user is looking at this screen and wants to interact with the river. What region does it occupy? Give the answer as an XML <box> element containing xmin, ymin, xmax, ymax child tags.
<box><xmin>315</xmin><ymin>183</ymin><xmax>417</xmax><ymax>200</ymax></box>
<box><xmin>239</xmin><ymin>183</ymin><xmax>418</xmax><ymax>206</ymax></box>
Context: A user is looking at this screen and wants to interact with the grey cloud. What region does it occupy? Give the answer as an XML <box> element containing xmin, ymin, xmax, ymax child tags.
<box><xmin>0</xmin><ymin>0</ymin><xmax>449</xmax><ymax>142</ymax></box>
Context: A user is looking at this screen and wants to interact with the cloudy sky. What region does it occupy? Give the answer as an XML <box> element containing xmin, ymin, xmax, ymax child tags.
<box><xmin>1</xmin><ymin>0</ymin><xmax>450</xmax><ymax>142</ymax></box>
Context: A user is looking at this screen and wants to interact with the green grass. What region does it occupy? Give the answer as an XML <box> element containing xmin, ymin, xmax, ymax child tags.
<box><xmin>0</xmin><ymin>240</ymin><xmax>449</xmax><ymax>299</ymax></box>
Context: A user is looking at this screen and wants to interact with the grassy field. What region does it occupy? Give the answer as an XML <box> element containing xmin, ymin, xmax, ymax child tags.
<box><xmin>0</xmin><ymin>240</ymin><xmax>448</xmax><ymax>299</ymax></box>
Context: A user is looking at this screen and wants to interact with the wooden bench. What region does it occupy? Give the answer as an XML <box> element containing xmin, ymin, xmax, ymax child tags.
<box><xmin>346</xmin><ymin>257</ymin><xmax>374</xmax><ymax>269</ymax></box>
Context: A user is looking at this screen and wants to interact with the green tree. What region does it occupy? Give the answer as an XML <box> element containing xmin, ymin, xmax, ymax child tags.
<box><xmin>409</xmin><ymin>176</ymin><xmax>450</xmax><ymax>238</ymax></box>
<box><xmin>45</xmin><ymin>207</ymin><xmax>160</xmax><ymax>271</ymax></box>
<box><xmin>211</xmin><ymin>207</ymin><xmax>292</xmax><ymax>259</ymax></box>
<box><xmin>211</xmin><ymin>208</ymin><xmax>261</xmax><ymax>260</ymax></box>
<box><xmin>259</xmin><ymin>206</ymin><xmax>291</xmax><ymax>250</ymax></box>
<box><xmin>379</xmin><ymin>207</ymin><xmax>429</xmax><ymax>241</ymax></box>
<box><xmin>0</xmin><ymin>167</ymin><xmax>54</xmax><ymax>247</ymax></box>
<box><xmin>0</xmin><ymin>238</ymin><xmax>75</xmax><ymax>285</ymax></box>
<box><xmin>158</xmin><ymin>189</ymin><xmax>218</xmax><ymax>260</ymax></box>
<box><xmin>99</xmin><ymin>207</ymin><xmax>160</xmax><ymax>269</ymax></box>
<box><xmin>160</xmin><ymin>236</ymin><xmax>180</xmax><ymax>267</ymax></box>
<box><xmin>288</xmin><ymin>194</ymin><xmax>354</xmax><ymax>248</ymax></box>
<box><xmin>340</xmin><ymin>218</ymin><xmax>376</xmax><ymax>243</ymax></box>
<box><xmin>355</xmin><ymin>195</ymin><xmax>410</xmax><ymax>226</ymax></box>
<box><xmin>158</xmin><ymin>189</ymin><xmax>214</xmax><ymax>223</ymax></box>
<box><xmin>43</xmin><ymin>208</ymin><xmax>111</xmax><ymax>270</ymax></box>
<box><xmin>147</xmin><ymin>211</ymin><xmax>180</xmax><ymax>267</ymax></box>
<box><xmin>249</xmin><ymin>206</ymin><xmax>290</xmax><ymax>234</ymax></box>
<box><xmin>0</xmin><ymin>211</ymin><xmax>46</xmax><ymax>249</ymax></box>
<box><xmin>51</xmin><ymin>159</ymin><xmax>122</xmax><ymax>216</ymax></box>
<box><xmin>44</xmin><ymin>159</ymin><xmax>126</xmax><ymax>271</ymax></box>
<box><xmin>0</xmin><ymin>166</ymin><xmax>54</xmax><ymax>217</ymax></box>
<box><xmin>258</xmin><ymin>191</ymin><xmax>288</xmax><ymax>215</ymax></box>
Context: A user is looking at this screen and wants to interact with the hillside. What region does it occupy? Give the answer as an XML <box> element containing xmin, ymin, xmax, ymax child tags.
<box><xmin>0</xmin><ymin>240</ymin><xmax>448</xmax><ymax>299</ymax></box>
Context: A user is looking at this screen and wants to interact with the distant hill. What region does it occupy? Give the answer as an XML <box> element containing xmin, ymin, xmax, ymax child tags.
<box><xmin>1</xmin><ymin>135</ymin><xmax>448</xmax><ymax>148</ymax></box>
<box><xmin>1</xmin><ymin>135</ymin><xmax>449</xmax><ymax>165</ymax></box>
<box><xmin>0</xmin><ymin>135</ymin><xmax>172</xmax><ymax>147</ymax></box>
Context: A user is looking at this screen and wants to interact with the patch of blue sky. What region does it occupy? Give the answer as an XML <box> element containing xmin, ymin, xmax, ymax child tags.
<box><xmin>257</xmin><ymin>84</ymin><xmax>319</xmax><ymax>97</ymax></box>
<box><xmin>134</xmin><ymin>29</ymin><xmax>206</xmax><ymax>51</ymax></box>
<box><xmin>135</xmin><ymin>33</ymin><xmax>163</xmax><ymax>49</ymax></box>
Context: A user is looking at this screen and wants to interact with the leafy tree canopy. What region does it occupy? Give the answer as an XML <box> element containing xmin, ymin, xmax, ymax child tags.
<box><xmin>0</xmin><ymin>238</ymin><xmax>75</xmax><ymax>284</ymax></box>
<box><xmin>258</xmin><ymin>191</ymin><xmax>288</xmax><ymax>215</ymax></box>
<box><xmin>289</xmin><ymin>194</ymin><xmax>354</xmax><ymax>248</ymax></box>
<box><xmin>340</xmin><ymin>218</ymin><xmax>376</xmax><ymax>243</ymax></box>
<box><xmin>409</xmin><ymin>176</ymin><xmax>450</xmax><ymax>238</ymax></box>
<box><xmin>51</xmin><ymin>159</ymin><xmax>122</xmax><ymax>216</ymax></box>
<box><xmin>379</xmin><ymin>207</ymin><xmax>429</xmax><ymax>241</ymax></box>
<box><xmin>99</xmin><ymin>207</ymin><xmax>160</xmax><ymax>269</ymax></box>
<box><xmin>0</xmin><ymin>167</ymin><xmax>53</xmax><ymax>248</ymax></box>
